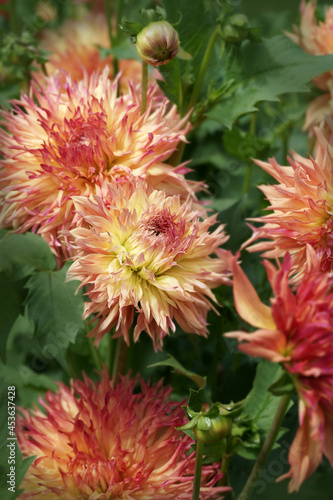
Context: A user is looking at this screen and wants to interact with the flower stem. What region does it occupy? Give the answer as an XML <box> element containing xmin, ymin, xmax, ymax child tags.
<box><xmin>140</xmin><ymin>62</ymin><xmax>148</xmax><ymax>115</ymax></box>
<box><xmin>237</xmin><ymin>394</ymin><xmax>292</xmax><ymax>500</ymax></box>
<box><xmin>219</xmin><ymin>436</ymin><xmax>233</xmax><ymax>489</ymax></box>
<box><xmin>192</xmin><ymin>439</ymin><xmax>204</xmax><ymax>500</ymax></box>
<box><xmin>186</xmin><ymin>25</ymin><xmax>220</xmax><ymax>115</ymax></box>
<box><xmin>169</xmin><ymin>25</ymin><xmax>220</xmax><ymax>167</ymax></box>
<box><xmin>104</xmin><ymin>0</ymin><xmax>114</xmax><ymax>47</ymax></box>
<box><xmin>88</xmin><ymin>338</ymin><xmax>103</xmax><ymax>372</ymax></box>
<box><xmin>242</xmin><ymin>112</ymin><xmax>257</xmax><ymax>196</ymax></box>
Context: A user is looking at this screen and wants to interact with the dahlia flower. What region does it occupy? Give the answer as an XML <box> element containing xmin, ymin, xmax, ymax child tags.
<box><xmin>17</xmin><ymin>371</ymin><xmax>230</xmax><ymax>499</ymax></box>
<box><xmin>66</xmin><ymin>177</ymin><xmax>231</xmax><ymax>349</ymax></box>
<box><xmin>287</xmin><ymin>0</ymin><xmax>333</xmax><ymax>128</ymax></box>
<box><xmin>225</xmin><ymin>252</ymin><xmax>333</xmax><ymax>492</ymax></box>
<box><xmin>0</xmin><ymin>68</ymin><xmax>194</xmax><ymax>263</ymax></box>
<box><xmin>245</xmin><ymin>121</ymin><xmax>333</xmax><ymax>283</ymax></box>
<box><xmin>38</xmin><ymin>12</ymin><xmax>142</xmax><ymax>89</ymax></box>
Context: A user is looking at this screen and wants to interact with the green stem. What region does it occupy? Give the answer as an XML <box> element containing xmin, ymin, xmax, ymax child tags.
<box><xmin>169</xmin><ymin>25</ymin><xmax>220</xmax><ymax>167</ymax></box>
<box><xmin>88</xmin><ymin>338</ymin><xmax>103</xmax><ymax>372</ymax></box>
<box><xmin>107</xmin><ymin>334</ymin><xmax>116</xmax><ymax>376</ymax></box>
<box><xmin>186</xmin><ymin>25</ymin><xmax>220</xmax><ymax>115</ymax></box>
<box><xmin>140</xmin><ymin>61</ymin><xmax>148</xmax><ymax>115</ymax></box>
<box><xmin>219</xmin><ymin>436</ymin><xmax>233</xmax><ymax>489</ymax></box>
<box><xmin>104</xmin><ymin>0</ymin><xmax>114</xmax><ymax>47</ymax></box>
<box><xmin>192</xmin><ymin>439</ymin><xmax>204</xmax><ymax>500</ymax></box>
<box><xmin>237</xmin><ymin>394</ymin><xmax>292</xmax><ymax>500</ymax></box>
<box><xmin>242</xmin><ymin>112</ymin><xmax>257</xmax><ymax>195</ymax></box>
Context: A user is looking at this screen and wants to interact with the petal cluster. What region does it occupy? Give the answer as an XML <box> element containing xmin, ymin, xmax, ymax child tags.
<box><xmin>17</xmin><ymin>371</ymin><xmax>229</xmax><ymax>499</ymax></box>
<box><xmin>246</xmin><ymin>122</ymin><xmax>333</xmax><ymax>283</ymax></box>
<box><xmin>0</xmin><ymin>68</ymin><xmax>195</xmax><ymax>263</ymax></box>
<box><xmin>66</xmin><ymin>177</ymin><xmax>231</xmax><ymax>349</ymax></box>
<box><xmin>38</xmin><ymin>12</ymin><xmax>141</xmax><ymax>89</ymax></box>
<box><xmin>225</xmin><ymin>252</ymin><xmax>333</xmax><ymax>491</ymax></box>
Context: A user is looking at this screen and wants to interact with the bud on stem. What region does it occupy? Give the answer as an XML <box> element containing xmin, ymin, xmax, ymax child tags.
<box><xmin>136</xmin><ymin>20</ymin><xmax>180</xmax><ymax>66</ymax></box>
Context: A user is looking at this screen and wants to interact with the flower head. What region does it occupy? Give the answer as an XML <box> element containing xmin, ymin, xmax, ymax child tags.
<box><xmin>225</xmin><ymin>251</ymin><xmax>333</xmax><ymax>492</ymax></box>
<box><xmin>136</xmin><ymin>21</ymin><xmax>180</xmax><ymax>66</ymax></box>
<box><xmin>17</xmin><ymin>370</ymin><xmax>230</xmax><ymax>499</ymax></box>
<box><xmin>66</xmin><ymin>177</ymin><xmax>231</xmax><ymax>349</ymax></box>
<box><xmin>245</xmin><ymin>121</ymin><xmax>333</xmax><ymax>283</ymax></box>
<box><xmin>38</xmin><ymin>12</ymin><xmax>141</xmax><ymax>89</ymax></box>
<box><xmin>287</xmin><ymin>0</ymin><xmax>333</xmax><ymax>127</ymax></box>
<box><xmin>0</xmin><ymin>68</ymin><xmax>195</xmax><ymax>263</ymax></box>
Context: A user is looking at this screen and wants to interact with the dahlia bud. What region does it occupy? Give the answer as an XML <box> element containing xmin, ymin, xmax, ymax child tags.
<box><xmin>136</xmin><ymin>20</ymin><xmax>180</xmax><ymax>66</ymax></box>
<box><xmin>193</xmin><ymin>413</ymin><xmax>232</xmax><ymax>444</ymax></box>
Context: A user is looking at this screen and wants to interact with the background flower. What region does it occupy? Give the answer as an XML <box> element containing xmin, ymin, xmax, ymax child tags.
<box><xmin>17</xmin><ymin>371</ymin><xmax>229</xmax><ymax>499</ymax></box>
<box><xmin>287</xmin><ymin>0</ymin><xmax>333</xmax><ymax>128</ymax></box>
<box><xmin>0</xmin><ymin>68</ymin><xmax>194</xmax><ymax>263</ymax></box>
<box><xmin>245</xmin><ymin>121</ymin><xmax>333</xmax><ymax>283</ymax></box>
<box><xmin>225</xmin><ymin>251</ymin><xmax>333</xmax><ymax>492</ymax></box>
<box><xmin>37</xmin><ymin>12</ymin><xmax>142</xmax><ymax>90</ymax></box>
<box><xmin>66</xmin><ymin>177</ymin><xmax>231</xmax><ymax>349</ymax></box>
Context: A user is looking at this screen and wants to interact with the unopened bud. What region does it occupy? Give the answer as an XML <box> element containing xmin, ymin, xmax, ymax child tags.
<box><xmin>136</xmin><ymin>20</ymin><xmax>180</xmax><ymax>66</ymax></box>
<box><xmin>193</xmin><ymin>413</ymin><xmax>232</xmax><ymax>444</ymax></box>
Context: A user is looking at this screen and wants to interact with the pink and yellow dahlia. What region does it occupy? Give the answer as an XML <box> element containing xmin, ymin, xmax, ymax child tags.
<box><xmin>17</xmin><ymin>371</ymin><xmax>230</xmax><ymax>499</ymax></box>
<box><xmin>245</xmin><ymin>123</ymin><xmax>333</xmax><ymax>282</ymax></box>
<box><xmin>66</xmin><ymin>177</ymin><xmax>231</xmax><ymax>349</ymax></box>
<box><xmin>225</xmin><ymin>252</ymin><xmax>333</xmax><ymax>492</ymax></box>
<box><xmin>0</xmin><ymin>68</ymin><xmax>194</xmax><ymax>263</ymax></box>
<box><xmin>287</xmin><ymin>0</ymin><xmax>333</xmax><ymax>128</ymax></box>
<box><xmin>38</xmin><ymin>12</ymin><xmax>142</xmax><ymax>89</ymax></box>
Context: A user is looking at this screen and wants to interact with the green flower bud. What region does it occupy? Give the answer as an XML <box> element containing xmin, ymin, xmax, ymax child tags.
<box><xmin>229</xmin><ymin>14</ymin><xmax>248</xmax><ymax>28</ymax></box>
<box><xmin>193</xmin><ymin>413</ymin><xmax>232</xmax><ymax>444</ymax></box>
<box><xmin>220</xmin><ymin>24</ymin><xmax>248</xmax><ymax>44</ymax></box>
<box><xmin>136</xmin><ymin>20</ymin><xmax>180</xmax><ymax>66</ymax></box>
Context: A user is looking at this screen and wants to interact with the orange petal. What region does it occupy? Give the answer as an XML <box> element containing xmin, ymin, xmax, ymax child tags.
<box><xmin>231</xmin><ymin>256</ymin><xmax>276</xmax><ymax>329</ymax></box>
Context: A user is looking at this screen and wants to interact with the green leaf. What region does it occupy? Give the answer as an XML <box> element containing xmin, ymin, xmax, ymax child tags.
<box><xmin>148</xmin><ymin>354</ymin><xmax>206</xmax><ymax>388</ymax></box>
<box><xmin>223</xmin><ymin>127</ymin><xmax>270</xmax><ymax>162</ymax></box>
<box><xmin>269</xmin><ymin>371</ymin><xmax>295</xmax><ymax>396</ymax></box>
<box><xmin>208</xmin><ymin>34</ymin><xmax>333</xmax><ymax>128</ymax></box>
<box><xmin>24</xmin><ymin>266</ymin><xmax>84</xmax><ymax>371</ymax></box>
<box><xmin>243</xmin><ymin>360</ymin><xmax>292</xmax><ymax>439</ymax></box>
<box><xmin>0</xmin><ymin>440</ymin><xmax>36</xmax><ymax>500</ymax></box>
<box><xmin>0</xmin><ymin>274</ymin><xmax>25</xmax><ymax>363</ymax></box>
<box><xmin>0</xmin><ymin>233</ymin><xmax>56</xmax><ymax>280</ymax></box>
<box><xmin>162</xmin><ymin>0</ymin><xmax>212</xmax><ymax>58</ymax></box>
<box><xmin>159</xmin><ymin>0</ymin><xmax>214</xmax><ymax>111</ymax></box>
<box><xmin>188</xmin><ymin>387</ymin><xmax>205</xmax><ymax>412</ymax></box>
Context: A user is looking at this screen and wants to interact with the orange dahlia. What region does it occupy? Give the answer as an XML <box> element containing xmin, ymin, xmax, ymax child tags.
<box><xmin>38</xmin><ymin>12</ymin><xmax>142</xmax><ymax>90</ymax></box>
<box><xmin>287</xmin><ymin>0</ymin><xmax>333</xmax><ymax>128</ymax></box>
<box><xmin>0</xmin><ymin>68</ymin><xmax>194</xmax><ymax>263</ymax></box>
<box><xmin>225</xmin><ymin>252</ymin><xmax>333</xmax><ymax>492</ymax></box>
<box><xmin>17</xmin><ymin>371</ymin><xmax>230</xmax><ymax>499</ymax></box>
<box><xmin>65</xmin><ymin>177</ymin><xmax>231</xmax><ymax>349</ymax></box>
<box><xmin>245</xmin><ymin>122</ymin><xmax>333</xmax><ymax>283</ymax></box>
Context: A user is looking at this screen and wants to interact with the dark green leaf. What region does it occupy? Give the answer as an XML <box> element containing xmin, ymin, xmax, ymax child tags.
<box><xmin>188</xmin><ymin>387</ymin><xmax>205</xmax><ymax>412</ymax></box>
<box><xmin>0</xmin><ymin>274</ymin><xmax>25</xmax><ymax>363</ymax></box>
<box><xmin>0</xmin><ymin>233</ymin><xmax>56</xmax><ymax>280</ymax></box>
<box><xmin>269</xmin><ymin>371</ymin><xmax>295</xmax><ymax>396</ymax></box>
<box><xmin>223</xmin><ymin>127</ymin><xmax>270</xmax><ymax>162</ymax></box>
<box><xmin>148</xmin><ymin>354</ymin><xmax>206</xmax><ymax>388</ymax></box>
<box><xmin>24</xmin><ymin>267</ymin><xmax>84</xmax><ymax>371</ymax></box>
<box><xmin>208</xmin><ymin>35</ymin><xmax>333</xmax><ymax>128</ymax></box>
<box><xmin>242</xmin><ymin>360</ymin><xmax>293</xmax><ymax>441</ymax></box>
